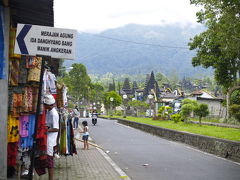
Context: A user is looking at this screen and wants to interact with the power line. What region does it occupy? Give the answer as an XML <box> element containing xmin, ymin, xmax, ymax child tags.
<box><xmin>79</xmin><ymin>31</ymin><xmax>189</xmax><ymax>49</ymax></box>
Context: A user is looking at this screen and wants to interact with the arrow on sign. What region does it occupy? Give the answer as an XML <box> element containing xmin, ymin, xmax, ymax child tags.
<box><xmin>16</xmin><ymin>24</ymin><xmax>32</xmax><ymax>54</ymax></box>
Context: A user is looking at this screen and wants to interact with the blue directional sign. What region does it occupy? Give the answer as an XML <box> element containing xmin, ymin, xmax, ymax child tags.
<box><xmin>14</xmin><ymin>24</ymin><xmax>77</xmax><ymax>59</ymax></box>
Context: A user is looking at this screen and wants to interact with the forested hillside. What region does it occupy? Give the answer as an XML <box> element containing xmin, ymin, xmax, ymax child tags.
<box><xmin>64</xmin><ymin>24</ymin><xmax>212</xmax><ymax>77</ymax></box>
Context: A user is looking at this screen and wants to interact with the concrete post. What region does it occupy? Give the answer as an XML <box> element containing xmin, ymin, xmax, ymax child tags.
<box><xmin>0</xmin><ymin>7</ymin><xmax>9</xmax><ymax>180</ymax></box>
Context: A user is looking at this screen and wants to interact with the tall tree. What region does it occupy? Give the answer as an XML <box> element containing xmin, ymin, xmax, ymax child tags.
<box><xmin>189</xmin><ymin>0</ymin><xmax>240</xmax><ymax>88</ymax></box>
<box><xmin>64</xmin><ymin>63</ymin><xmax>91</xmax><ymax>102</ymax></box>
<box><xmin>189</xmin><ymin>0</ymin><xmax>240</xmax><ymax>119</ymax></box>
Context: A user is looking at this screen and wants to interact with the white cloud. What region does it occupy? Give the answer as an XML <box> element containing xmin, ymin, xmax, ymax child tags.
<box><xmin>54</xmin><ymin>0</ymin><xmax>200</xmax><ymax>33</ymax></box>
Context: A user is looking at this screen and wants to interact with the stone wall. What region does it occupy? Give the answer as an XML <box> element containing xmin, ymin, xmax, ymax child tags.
<box><xmin>114</xmin><ymin>118</ymin><xmax>240</xmax><ymax>163</ymax></box>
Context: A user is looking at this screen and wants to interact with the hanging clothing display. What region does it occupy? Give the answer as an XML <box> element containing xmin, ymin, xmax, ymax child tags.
<box><xmin>6</xmin><ymin>52</ymin><xmax>72</xmax><ymax>178</ymax></box>
<box><xmin>58</xmin><ymin>109</ymin><xmax>77</xmax><ymax>156</ymax></box>
<box><xmin>6</xmin><ymin>26</ymin><xmax>77</xmax><ymax>178</ymax></box>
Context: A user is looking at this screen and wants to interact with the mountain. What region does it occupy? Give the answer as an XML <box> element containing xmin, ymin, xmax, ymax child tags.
<box><xmin>64</xmin><ymin>23</ymin><xmax>211</xmax><ymax>77</ymax></box>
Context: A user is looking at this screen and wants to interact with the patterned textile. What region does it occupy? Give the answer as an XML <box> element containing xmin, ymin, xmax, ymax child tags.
<box><xmin>26</xmin><ymin>56</ymin><xmax>38</xmax><ymax>68</ymax></box>
<box><xmin>22</xmin><ymin>87</ymin><xmax>29</xmax><ymax>112</ymax></box>
<box><xmin>19</xmin><ymin>115</ymin><xmax>29</xmax><ymax>137</ymax></box>
<box><xmin>9</xmin><ymin>59</ymin><xmax>20</xmax><ymax>86</ymax></box>
<box><xmin>28</xmin><ymin>57</ymin><xmax>42</xmax><ymax>82</ymax></box>
<box><xmin>18</xmin><ymin>56</ymin><xmax>28</xmax><ymax>84</ymax></box>
<box><xmin>32</xmin><ymin>87</ymin><xmax>39</xmax><ymax>113</ymax></box>
<box><xmin>20</xmin><ymin>115</ymin><xmax>35</xmax><ymax>149</ymax></box>
<box><xmin>8</xmin><ymin>87</ymin><xmax>24</xmax><ymax>114</ymax></box>
<box><xmin>27</xmin><ymin>87</ymin><xmax>33</xmax><ymax>111</ymax></box>
<box><xmin>7</xmin><ymin>115</ymin><xmax>20</xmax><ymax>143</ymax></box>
<box><xmin>59</xmin><ymin>116</ymin><xmax>66</xmax><ymax>155</ymax></box>
<box><xmin>56</xmin><ymin>83</ymin><xmax>64</xmax><ymax>108</ymax></box>
<box><xmin>11</xmin><ymin>92</ymin><xmax>23</xmax><ymax>117</ymax></box>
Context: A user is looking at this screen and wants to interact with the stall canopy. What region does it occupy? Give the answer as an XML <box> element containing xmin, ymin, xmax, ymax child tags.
<box><xmin>9</xmin><ymin>0</ymin><xmax>54</xmax><ymax>27</ymax></box>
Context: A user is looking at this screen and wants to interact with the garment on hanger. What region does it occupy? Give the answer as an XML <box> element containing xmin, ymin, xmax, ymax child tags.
<box><xmin>7</xmin><ymin>115</ymin><xmax>20</xmax><ymax>143</ymax></box>
<box><xmin>27</xmin><ymin>57</ymin><xmax>42</xmax><ymax>82</ymax></box>
<box><xmin>18</xmin><ymin>56</ymin><xmax>28</xmax><ymax>84</ymax></box>
<box><xmin>9</xmin><ymin>59</ymin><xmax>20</xmax><ymax>86</ymax></box>
<box><xmin>19</xmin><ymin>115</ymin><xmax>29</xmax><ymax>137</ymax></box>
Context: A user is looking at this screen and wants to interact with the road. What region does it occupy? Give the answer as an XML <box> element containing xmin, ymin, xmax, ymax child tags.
<box><xmin>83</xmin><ymin>118</ymin><xmax>240</xmax><ymax>180</ymax></box>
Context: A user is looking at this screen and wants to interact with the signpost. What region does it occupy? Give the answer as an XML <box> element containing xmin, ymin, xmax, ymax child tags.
<box><xmin>14</xmin><ymin>24</ymin><xmax>77</xmax><ymax>59</ymax></box>
<box><xmin>14</xmin><ymin>24</ymin><xmax>77</xmax><ymax>179</ymax></box>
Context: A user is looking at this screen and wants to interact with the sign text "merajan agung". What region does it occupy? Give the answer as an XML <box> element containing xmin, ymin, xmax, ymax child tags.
<box><xmin>30</xmin><ymin>31</ymin><xmax>74</xmax><ymax>54</ymax></box>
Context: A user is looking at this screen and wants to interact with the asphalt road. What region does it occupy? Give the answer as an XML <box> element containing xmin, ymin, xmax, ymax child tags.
<box><xmin>83</xmin><ymin>118</ymin><xmax>240</xmax><ymax>180</ymax></box>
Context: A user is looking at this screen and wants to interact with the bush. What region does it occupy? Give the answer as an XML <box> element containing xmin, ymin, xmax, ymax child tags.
<box><xmin>171</xmin><ymin>114</ymin><xmax>181</xmax><ymax>123</ymax></box>
<box><xmin>158</xmin><ymin>106</ymin><xmax>172</xmax><ymax>120</ymax></box>
<box><xmin>114</xmin><ymin>110</ymin><xmax>123</xmax><ymax>116</ymax></box>
<box><xmin>193</xmin><ymin>103</ymin><xmax>209</xmax><ymax>125</ymax></box>
<box><xmin>229</xmin><ymin>104</ymin><xmax>240</xmax><ymax>122</ymax></box>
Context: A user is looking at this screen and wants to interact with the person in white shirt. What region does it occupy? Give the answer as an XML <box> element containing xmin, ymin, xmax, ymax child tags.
<box><xmin>44</xmin><ymin>94</ymin><xmax>59</xmax><ymax>180</ymax></box>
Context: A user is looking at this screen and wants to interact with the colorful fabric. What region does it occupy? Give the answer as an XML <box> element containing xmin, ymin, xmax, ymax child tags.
<box><xmin>27</xmin><ymin>87</ymin><xmax>33</xmax><ymax>111</ymax></box>
<box><xmin>19</xmin><ymin>115</ymin><xmax>29</xmax><ymax>137</ymax></box>
<box><xmin>32</xmin><ymin>87</ymin><xmax>39</xmax><ymax>113</ymax></box>
<box><xmin>11</xmin><ymin>92</ymin><xmax>23</xmax><ymax>117</ymax></box>
<box><xmin>18</xmin><ymin>56</ymin><xmax>28</xmax><ymax>84</ymax></box>
<box><xmin>26</xmin><ymin>56</ymin><xmax>37</xmax><ymax>68</ymax></box>
<box><xmin>9</xmin><ymin>59</ymin><xmax>20</xmax><ymax>86</ymax></box>
<box><xmin>59</xmin><ymin>119</ymin><xmax>66</xmax><ymax>155</ymax></box>
<box><xmin>7</xmin><ymin>142</ymin><xmax>18</xmax><ymax>166</ymax></box>
<box><xmin>7</xmin><ymin>115</ymin><xmax>20</xmax><ymax>143</ymax></box>
<box><xmin>36</xmin><ymin>109</ymin><xmax>47</xmax><ymax>153</ymax></box>
<box><xmin>20</xmin><ymin>115</ymin><xmax>35</xmax><ymax>149</ymax></box>
<box><xmin>28</xmin><ymin>57</ymin><xmax>42</xmax><ymax>82</ymax></box>
<box><xmin>22</xmin><ymin>87</ymin><xmax>29</xmax><ymax>112</ymax></box>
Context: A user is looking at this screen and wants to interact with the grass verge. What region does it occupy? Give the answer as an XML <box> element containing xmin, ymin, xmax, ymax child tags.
<box><xmin>103</xmin><ymin>116</ymin><xmax>240</xmax><ymax>142</ymax></box>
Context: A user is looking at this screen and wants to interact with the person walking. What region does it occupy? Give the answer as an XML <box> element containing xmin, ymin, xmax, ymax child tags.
<box><xmin>44</xmin><ymin>94</ymin><xmax>59</xmax><ymax>180</ymax></box>
<box><xmin>81</xmin><ymin>120</ymin><xmax>89</xmax><ymax>150</ymax></box>
<box><xmin>73</xmin><ymin>106</ymin><xmax>80</xmax><ymax>129</ymax></box>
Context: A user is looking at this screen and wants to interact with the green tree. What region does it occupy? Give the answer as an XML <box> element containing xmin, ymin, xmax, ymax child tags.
<box><xmin>181</xmin><ymin>99</ymin><xmax>198</xmax><ymax>106</ymax></box>
<box><xmin>189</xmin><ymin>0</ymin><xmax>240</xmax><ymax>88</ymax></box>
<box><xmin>128</xmin><ymin>100</ymin><xmax>149</xmax><ymax>117</ymax></box>
<box><xmin>180</xmin><ymin>104</ymin><xmax>195</xmax><ymax>123</ymax></box>
<box><xmin>229</xmin><ymin>104</ymin><xmax>240</xmax><ymax>122</ymax></box>
<box><xmin>64</xmin><ymin>63</ymin><xmax>91</xmax><ymax>102</ymax></box>
<box><xmin>158</xmin><ymin>106</ymin><xmax>173</xmax><ymax>120</ymax></box>
<box><xmin>231</xmin><ymin>90</ymin><xmax>240</xmax><ymax>105</ymax></box>
<box><xmin>104</xmin><ymin>91</ymin><xmax>122</xmax><ymax>115</ymax></box>
<box><xmin>156</xmin><ymin>72</ymin><xmax>169</xmax><ymax>86</ymax></box>
<box><xmin>171</xmin><ymin>114</ymin><xmax>181</xmax><ymax>123</ymax></box>
<box><xmin>89</xmin><ymin>83</ymin><xmax>105</xmax><ymax>103</ymax></box>
<box><xmin>189</xmin><ymin>0</ymin><xmax>240</xmax><ymax>118</ymax></box>
<box><xmin>193</xmin><ymin>103</ymin><xmax>209</xmax><ymax>125</ymax></box>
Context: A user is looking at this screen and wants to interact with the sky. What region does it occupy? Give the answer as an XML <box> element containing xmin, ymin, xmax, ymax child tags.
<box><xmin>54</xmin><ymin>0</ymin><xmax>200</xmax><ymax>33</ymax></box>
